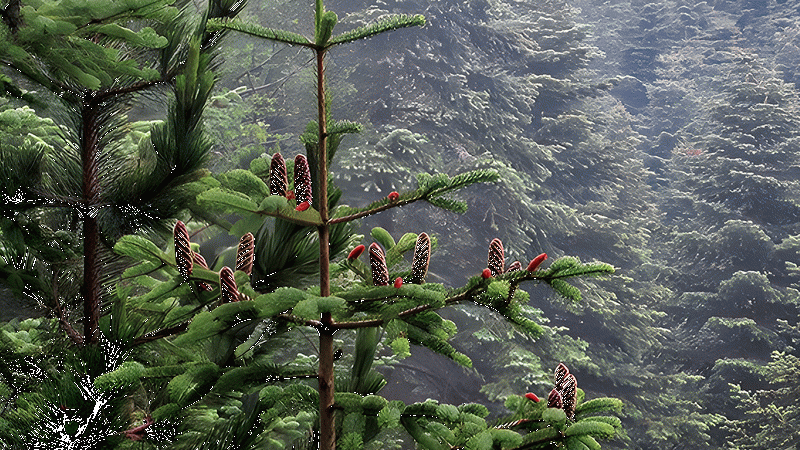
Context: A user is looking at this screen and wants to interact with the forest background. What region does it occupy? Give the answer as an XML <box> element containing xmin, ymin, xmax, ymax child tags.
<box><xmin>3</xmin><ymin>0</ymin><xmax>800</xmax><ymax>449</ymax></box>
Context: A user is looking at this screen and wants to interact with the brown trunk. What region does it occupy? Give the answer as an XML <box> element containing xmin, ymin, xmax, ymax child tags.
<box><xmin>316</xmin><ymin>46</ymin><xmax>337</xmax><ymax>450</ymax></box>
<box><xmin>318</xmin><ymin>312</ymin><xmax>335</xmax><ymax>450</ymax></box>
<box><xmin>81</xmin><ymin>98</ymin><xmax>101</xmax><ymax>346</ymax></box>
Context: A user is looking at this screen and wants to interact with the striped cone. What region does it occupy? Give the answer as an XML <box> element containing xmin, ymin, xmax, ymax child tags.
<box><xmin>561</xmin><ymin>373</ymin><xmax>578</xmax><ymax>420</ymax></box>
<box><xmin>369</xmin><ymin>243</ymin><xmax>389</xmax><ymax>286</ymax></box>
<box><xmin>294</xmin><ymin>154</ymin><xmax>312</xmax><ymax>205</ymax></box>
<box><xmin>174</xmin><ymin>221</ymin><xmax>193</xmax><ymax>283</ymax></box>
<box><xmin>487</xmin><ymin>238</ymin><xmax>505</xmax><ymax>277</ymax></box>
<box><xmin>219</xmin><ymin>267</ymin><xmax>239</xmax><ymax>303</ymax></box>
<box><xmin>236</xmin><ymin>233</ymin><xmax>255</xmax><ymax>276</ymax></box>
<box><xmin>270</xmin><ymin>153</ymin><xmax>288</xmax><ymax>197</ymax></box>
<box><xmin>408</xmin><ymin>232</ymin><xmax>431</xmax><ymax>284</ymax></box>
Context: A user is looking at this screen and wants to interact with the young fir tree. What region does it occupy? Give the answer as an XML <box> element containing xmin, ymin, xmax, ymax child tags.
<box><xmin>94</xmin><ymin>1</ymin><xmax>624</xmax><ymax>449</ymax></box>
<box><xmin>0</xmin><ymin>2</ymin><xmax>620</xmax><ymax>449</ymax></box>
<box><xmin>0</xmin><ymin>0</ymin><xmax>243</xmax><ymax>345</ymax></box>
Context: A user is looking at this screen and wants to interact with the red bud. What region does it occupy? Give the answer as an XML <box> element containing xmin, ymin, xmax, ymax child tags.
<box><xmin>526</xmin><ymin>253</ymin><xmax>548</xmax><ymax>272</ymax></box>
<box><xmin>481</xmin><ymin>268</ymin><xmax>492</xmax><ymax>279</ymax></box>
<box><xmin>296</xmin><ymin>201</ymin><xmax>310</xmax><ymax>211</ymax></box>
<box><xmin>525</xmin><ymin>392</ymin><xmax>540</xmax><ymax>402</ymax></box>
<box><xmin>348</xmin><ymin>244</ymin><xmax>366</xmax><ymax>260</ymax></box>
<box><xmin>394</xmin><ymin>277</ymin><xmax>403</xmax><ymax>288</ymax></box>
<box><xmin>388</xmin><ymin>191</ymin><xmax>400</xmax><ymax>202</ymax></box>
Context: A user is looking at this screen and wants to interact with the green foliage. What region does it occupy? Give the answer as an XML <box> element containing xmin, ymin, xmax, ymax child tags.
<box><xmin>0</xmin><ymin>0</ymin><xmax>175</xmax><ymax>92</ymax></box>
<box><xmin>329</xmin><ymin>14</ymin><xmax>426</xmax><ymax>46</ymax></box>
<box><xmin>206</xmin><ymin>18</ymin><xmax>312</xmax><ymax>46</ymax></box>
<box><xmin>0</xmin><ymin>0</ymin><xmax>629</xmax><ymax>449</ymax></box>
<box><xmin>397</xmin><ymin>390</ymin><xmax>622</xmax><ymax>450</ymax></box>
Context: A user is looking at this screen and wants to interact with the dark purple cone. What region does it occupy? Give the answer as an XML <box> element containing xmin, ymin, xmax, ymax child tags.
<box><xmin>220</xmin><ymin>266</ymin><xmax>239</xmax><ymax>303</ymax></box>
<box><xmin>294</xmin><ymin>154</ymin><xmax>312</xmax><ymax>205</ymax></box>
<box><xmin>547</xmin><ymin>388</ymin><xmax>563</xmax><ymax>409</ymax></box>
<box><xmin>506</xmin><ymin>260</ymin><xmax>522</xmax><ymax>272</ymax></box>
<box><xmin>555</xmin><ymin>363</ymin><xmax>570</xmax><ymax>392</ymax></box>
<box><xmin>369</xmin><ymin>243</ymin><xmax>389</xmax><ymax>286</ymax></box>
<box><xmin>488</xmin><ymin>238</ymin><xmax>505</xmax><ymax>276</ymax></box>
<box><xmin>561</xmin><ymin>374</ymin><xmax>578</xmax><ymax>420</ymax></box>
<box><xmin>236</xmin><ymin>233</ymin><xmax>255</xmax><ymax>276</ymax></box>
<box><xmin>408</xmin><ymin>233</ymin><xmax>431</xmax><ymax>284</ymax></box>
<box><xmin>174</xmin><ymin>221</ymin><xmax>193</xmax><ymax>282</ymax></box>
<box><xmin>270</xmin><ymin>153</ymin><xmax>288</xmax><ymax>197</ymax></box>
<box><xmin>191</xmin><ymin>251</ymin><xmax>213</xmax><ymax>291</ymax></box>
<box><xmin>193</xmin><ymin>251</ymin><xmax>209</xmax><ymax>270</ymax></box>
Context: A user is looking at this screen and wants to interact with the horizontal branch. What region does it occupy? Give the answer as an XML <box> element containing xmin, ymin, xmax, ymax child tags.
<box><xmin>330</xmin><ymin>196</ymin><xmax>422</xmax><ymax>224</ymax></box>
<box><xmin>132</xmin><ymin>321</ymin><xmax>189</xmax><ymax>346</ymax></box>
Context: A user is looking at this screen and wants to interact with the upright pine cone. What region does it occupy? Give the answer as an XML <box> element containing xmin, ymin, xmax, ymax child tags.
<box><xmin>269</xmin><ymin>152</ymin><xmax>288</xmax><ymax>197</ymax></box>
<box><xmin>554</xmin><ymin>363</ymin><xmax>570</xmax><ymax>392</ymax></box>
<box><xmin>369</xmin><ymin>243</ymin><xmax>389</xmax><ymax>286</ymax></box>
<box><xmin>236</xmin><ymin>233</ymin><xmax>255</xmax><ymax>276</ymax></box>
<box><xmin>408</xmin><ymin>232</ymin><xmax>431</xmax><ymax>284</ymax></box>
<box><xmin>506</xmin><ymin>260</ymin><xmax>522</xmax><ymax>272</ymax></box>
<box><xmin>192</xmin><ymin>251</ymin><xmax>209</xmax><ymax>269</ymax></box>
<box><xmin>561</xmin><ymin>374</ymin><xmax>578</xmax><ymax>420</ymax></box>
<box><xmin>294</xmin><ymin>154</ymin><xmax>312</xmax><ymax>205</ymax></box>
<box><xmin>192</xmin><ymin>251</ymin><xmax>213</xmax><ymax>292</ymax></box>
<box><xmin>487</xmin><ymin>238</ymin><xmax>505</xmax><ymax>276</ymax></box>
<box><xmin>219</xmin><ymin>266</ymin><xmax>239</xmax><ymax>303</ymax></box>
<box><xmin>547</xmin><ymin>388</ymin><xmax>563</xmax><ymax>409</ymax></box>
<box><xmin>504</xmin><ymin>260</ymin><xmax>523</xmax><ymax>302</ymax></box>
<box><xmin>174</xmin><ymin>221</ymin><xmax>193</xmax><ymax>282</ymax></box>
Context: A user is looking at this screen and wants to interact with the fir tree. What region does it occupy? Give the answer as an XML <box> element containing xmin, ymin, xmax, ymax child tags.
<box><xmin>102</xmin><ymin>1</ymin><xmax>623</xmax><ymax>449</ymax></box>
<box><xmin>1</xmin><ymin>0</ymin><xmax>628</xmax><ymax>448</ymax></box>
<box><xmin>0</xmin><ymin>0</ymin><xmax>243</xmax><ymax>345</ymax></box>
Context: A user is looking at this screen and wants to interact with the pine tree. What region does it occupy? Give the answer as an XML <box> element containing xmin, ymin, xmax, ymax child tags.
<box><xmin>0</xmin><ymin>0</ymin><xmax>243</xmax><ymax>345</ymax></box>
<box><xmin>100</xmin><ymin>1</ymin><xmax>624</xmax><ymax>449</ymax></box>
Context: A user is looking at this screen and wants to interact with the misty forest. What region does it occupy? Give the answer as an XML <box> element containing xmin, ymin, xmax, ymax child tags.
<box><xmin>2</xmin><ymin>0</ymin><xmax>800</xmax><ymax>449</ymax></box>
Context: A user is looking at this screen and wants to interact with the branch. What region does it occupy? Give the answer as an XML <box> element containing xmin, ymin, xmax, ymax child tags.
<box><xmin>329</xmin><ymin>282</ymin><xmax>485</xmax><ymax>329</ymax></box>
<box><xmin>131</xmin><ymin>321</ymin><xmax>189</xmax><ymax>346</ymax></box>
<box><xmin>330</xmin><ymin>194</ymin><xmax>422</xmax><ymax>224</ymax></box>
<box><xmin>51</xmin><ymin>272</ymin><xmax>84</xmax><ymax>346</ymax></box>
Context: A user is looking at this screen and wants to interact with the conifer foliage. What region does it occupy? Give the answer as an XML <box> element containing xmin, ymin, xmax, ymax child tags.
<box><xmin>104</xmin><ymin>1</ymin><xmax>622</xmax><ymax>449</ymax></box>
<box><xmin>0</xmin><ymin>0</ymin><xmax>244</xmax><ymax>345</ymax></box>
<box><xmin>1</xmin><ymin>0</ymin><xmax>623</xmax><ymax>448</ymax></box>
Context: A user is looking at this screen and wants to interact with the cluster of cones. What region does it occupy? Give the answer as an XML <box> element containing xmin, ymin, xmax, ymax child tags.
<box><xmin>503</xmin><ymin>363</ymin><xmax>580</xmax><ymax>431</ymax></box>
<box><xmin>346</xmin><ymin>235</ymin><xmax>548</xmax><ymax>290</ymax></box>
<box><xmin>482</xmin><ymin>238</ymin><xmax>547</xmax><ymax>279</ymax></box>
<box><xmin>269</xmin><ymin>152</ymin><xmax>313</xmax><ymax>211</ymax></box>
<box><xmin>347</xmin><ymin>232</ymin><xmax>431</xmax><ymax>288</ymax></box>
<box><xmin>173</xmin><ymin>220</ymin><xmax>254</xmax><ymax>303</ymax></box>
<box><xmin>548</xmin><ymin>362</ymin><xmax>579</xmax><ymax>420</ymax></box>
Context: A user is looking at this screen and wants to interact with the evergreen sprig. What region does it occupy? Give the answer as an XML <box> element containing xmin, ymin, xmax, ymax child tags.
<box><xmin>206</xmin><ymin>18</ymin><xmax>312</xmax><ymax>46</ymax></box>
<box><xmin>331</xmin><ymin>169</ymin><xmax>500</xmax><ymax>223</ymax></box>
<box><xmin>328</xmin><ymin>14</ymin><xmax>425</xmax><ymax>46</ymax></box>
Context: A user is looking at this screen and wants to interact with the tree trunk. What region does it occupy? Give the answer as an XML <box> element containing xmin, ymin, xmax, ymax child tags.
<box><xmin>81</xmin><ymin>98</ymin><xmax>101</xmax><ymax>346</ymax></box>
<box><xmin>316</xmin><ymin>46</ymin><xmax>336</xmax><ymax>450</ymax></box>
